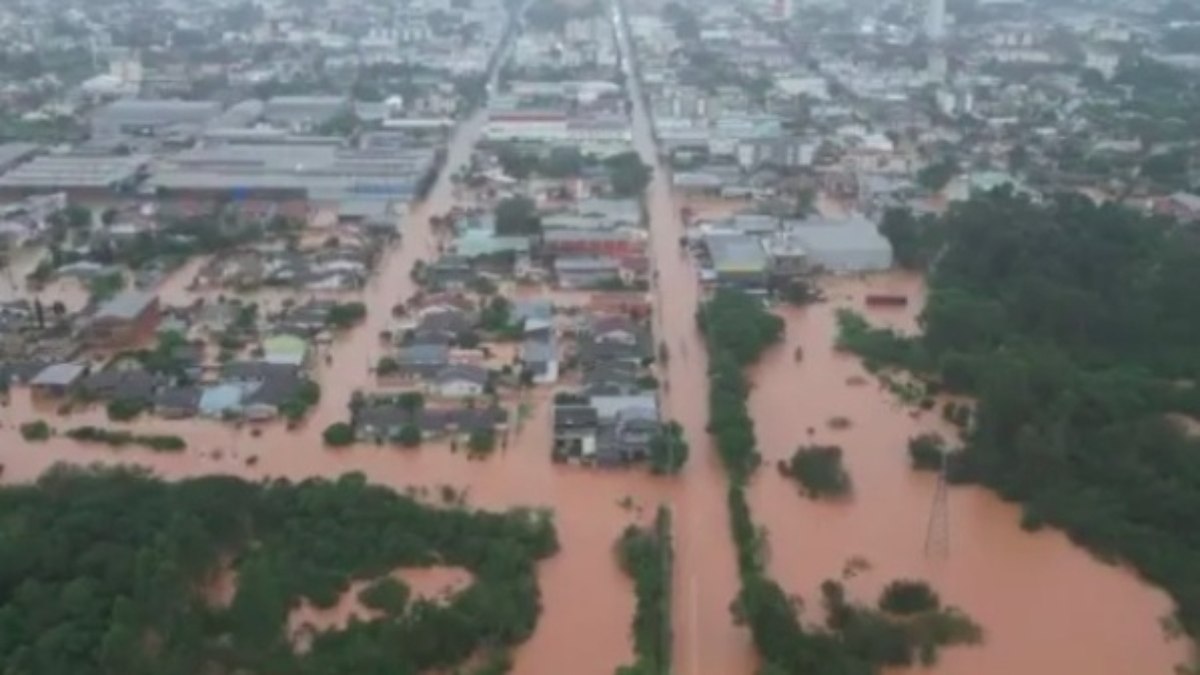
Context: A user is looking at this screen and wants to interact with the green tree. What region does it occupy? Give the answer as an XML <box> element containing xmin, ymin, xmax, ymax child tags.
<box><xmin>106</xmin><ymin>398</ymin><xmax>146</xmax><ymax>422</ymax></box>
<box><xmin>357</xmin><ymin>577</ymin><xmax>410</xmax><ymax>615</ymax></box>
<box><xmin>467</xmin><ymin>427</ymin><xmax>497</xmax><ymax>455</ymax></box>
<box><xmin>20</xmin><ymin>420</ymin><xmax>51</xmax><ymax>441</ymax></box>
<box><xmin>605</xmin><ymin>152</ymin><xmax>653</xmax><ymax>197</ymax></box>
<box><xmin>397</xmin><ymin>423</ymin><xmax>422</xmax><ymax>447</ymax></box>
<box><xmin>648</xmin><ymin>421</ymin><xmax>688</xmax><ymax>474</ymax></box>
<box><xmin>323</xmin><ymin>422</ymin><xmax>356</xmax><ymax>447</ymax></box>
<box><xmin>779</xmin><ymin>445</ymin><xmax>852</xmax><ymax>499</ymax></box>
<box><xmin>495</xmin><ymin>196</ymin><xmax>541</xmax><ymax>236</ymax></box>
<box><xmin>916</xmin><ymin>159</ymin><xmax>958</xmax><ymax>193</ymax></box>
<box><xmin>879</xmin><ymin>580</ymin><xmax>941</xmax><ymax>615</ymax></box>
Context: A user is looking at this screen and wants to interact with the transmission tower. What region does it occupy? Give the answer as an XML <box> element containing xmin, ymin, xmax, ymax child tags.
<box><xmin>923</xmin><ymin>458</ymin><xmax>949</xmax><ymax>558</ymax></box>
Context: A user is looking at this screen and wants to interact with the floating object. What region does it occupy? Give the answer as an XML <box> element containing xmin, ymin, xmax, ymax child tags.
<box><xmin>865</xmin><ymin>294</ymin><xmax>908</xmax><ymax>307</ymax></box>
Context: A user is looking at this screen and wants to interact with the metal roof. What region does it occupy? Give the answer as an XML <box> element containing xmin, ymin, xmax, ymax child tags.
<box><xmin>705</xmin><ymin>234</ymin><xmax>769</xmax><ymax>273</ymax></box>
<box><xmin>31</xmin><ymin>362</ymin><xmax>87</xmax><ymax>387</ymax></box>
<box><xmin>0</xmin><ymin>154</ymin><xmax>147</xmax><ymax>188</ymax></box>
<box><xmin>95</xmin><ymin>290</ymin><xmax>156</xmax><ymax>321</ymax></box>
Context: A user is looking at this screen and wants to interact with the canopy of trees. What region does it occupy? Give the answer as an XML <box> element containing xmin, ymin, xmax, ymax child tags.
<box><xmin>495</xmin><ymin>196</ymin><xmax>542</xmax><ymax>236</ymax></box>
<box><xmin>605</xmin><ymin>152</ymin><xmax>653</xmax><ymax>198</ymax></box>
<box><xmin>323</xmin><ymin>422</ymin><xmax>355</xmax><ymax>446</ymax></box>
<box><xmin>697</xmin><ymin>289</ymin><xmax>783</xmax><ymax>482</ymax></box>
<box><xmin>838</xmin><ymin>188</ymin><xmax>1200</xmax><ymax>640</ymax></box>
<box><xmin>615</xmin><ymin>507</ymin><xmax>673</xmax><ymax>675</ymax></box>
<box><xmin>779</xmin><ymin>445</ymin><xmax>852</xmax><ymax>499</ymax></box>
<box><xmin>0</xmin><ymin>466</ymin><xmax>557</xmax><ymax>674</ymax></box>
<box><xmin>648</xmin><ymin>421</ymin><xmax>688</xmax><ymax>475</ymax></box>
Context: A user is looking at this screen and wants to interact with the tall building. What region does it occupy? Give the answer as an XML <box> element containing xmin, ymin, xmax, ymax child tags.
<box><xmin>925</xmin><ymin>0</ymin><xmax>946</xmax><ymax>41</ymax></box>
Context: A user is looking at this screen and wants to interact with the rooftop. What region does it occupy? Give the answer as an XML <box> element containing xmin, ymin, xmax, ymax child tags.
<box><xmin>31</xmin><ymin>362</ymin><xmax>87</xmax><ymax>387</ymax></box>
<box><xmin>95</xmin><ymin>291</ymin><xmax>157</xmax><ymax>321</ymax></box>
<box><xmin>0</xmin><ymin>154</ymin><xmax>147</xmax><ymax>189</ymax></box>
<box><xmin>705</xmin><ymin>234</ymin><xmax>769</xmax><ymax>273</ymax></box>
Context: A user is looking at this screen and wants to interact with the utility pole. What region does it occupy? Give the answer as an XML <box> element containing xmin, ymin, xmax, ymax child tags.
<box><xmin>923</xmin><ymin>456</ymin><xmax>950</xmax><ymax>558</ymax></box>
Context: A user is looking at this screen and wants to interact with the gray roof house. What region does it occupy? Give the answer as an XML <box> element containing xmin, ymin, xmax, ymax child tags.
<box><xmin>30</xmin><ymin>362</ymin><xmax>88</xmax><ymax>394</ymax></box>
<box><xmin>432</xmin><ymin>365</ymin><xmax>489</xmax><ymax>396</ymax></box>
<box><xmin>396</xmin><ymin>344</ymin><xmax>451</xmax><ymax>378</ymax></box>
<box><xmin>520</xmin><ymin>339</ymin><xmax>559</xmax><ymax>384</ymax></box>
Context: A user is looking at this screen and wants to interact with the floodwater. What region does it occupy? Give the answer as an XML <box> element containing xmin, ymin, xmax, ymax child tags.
<box><xmin>288</xmin><ymin>566</ymin><xmax>474</xmax><ymax>652</ymax></box>
<box><xmin>0</xmin><ymin>11</ymin><xmax>694</xmax><ymax>675</ymax></box>
<box><xmin>744</xmin><ymin>273</ymin><xmax>1195</xmax><ymax>674</ymax></box>
<box><xmin>1</xmin><ymin>5</ymin><xmax>1188</xmax><ymax>675</ymax></box>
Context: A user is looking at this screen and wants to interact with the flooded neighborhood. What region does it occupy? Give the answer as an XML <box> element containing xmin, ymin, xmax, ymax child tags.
<box><xmin>0</xmin><ymin>0</ymin><xmax>1197</xmax><ymax>673</ymax></box>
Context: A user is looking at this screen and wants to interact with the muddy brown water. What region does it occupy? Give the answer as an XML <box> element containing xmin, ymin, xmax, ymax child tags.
<box><xmin>745</xmin><ymin>273</ymin><xmax>1193</xmax><ymax>674</ymax></box>
<box><xmin>0</xmin><ymin>10</ymin><xmax>1191</xmax><ymax>675</ymax></box>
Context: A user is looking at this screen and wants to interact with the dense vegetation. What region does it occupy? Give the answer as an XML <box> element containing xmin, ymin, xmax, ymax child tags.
<box><xmin>696</xmin><ymin>288</ymin><xmax>785</xmax><ymax>482</ymax></box>
<box><xmin>648</xmin><ymin>421</ymin><xmax>688</xmax><ymax>475</ymax></box>
<box><xmin>849</xmin><ymin>189</ymin><xmax>1200</xmax><ymax>640</ymax></box>
<box><xmin>326</xmin><ymin>302</ymin><xmax>368</xmax><ymax>330</ymax></box>
<box><xmin>907</xmin><ymin>434</ymin><xmax>947</xmax><ymax>472</ymax></box>
<box><xmin>605</xmin><ymin>152</ymin><xmax>653</xmax><ymax>198</ymax></box>
<box><xmin>357</xmin><ymin>577</ymin><xmax>411</xmax><ymax>616</ymax></box>
<box><xmin>0</xmin><ymin>467</ymin><xmax>557</xmax><ymax>674</ymax></box>
<box><xmin>322</xmin><ymin>422</ymin><xmax>356</xmax><ymax>447</ymax></box>
<box><xmin>614</xmin><ymin>507</ymin><xmax>673</xmax><ymax>675</ymax></box>
<box><xmin>701</xmin><ymin>290</ymin><xmax>980</xmax><ymax>673</ymax></box>
<box><xmin>65</xmin><ymin>426</ymin><xmax>187</xmax><ymax>452</ymax></box>
<box><xmin>878</xmin><ymin>580</ymin><xmax>941</xmax><ymax>616</ymax></box>
<box><xmin>779</xmin><ymin>445</ymin><xmax>852</xmax><ymax>499</ymax></box>
<box><xmin>19</xmin><ymin>420</ymin><xmax>51</xmax><ymax>442</ymax></box>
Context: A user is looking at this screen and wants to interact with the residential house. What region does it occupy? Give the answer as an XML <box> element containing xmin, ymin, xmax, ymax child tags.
<box><xmin>395</xmin><ymin>344</ymin><xmax>451</xmax><ymax>379</ymax></box>
<box><xmin>410</xmin><ymin>310</ymin><xmax>476</xmax><ymax>347</ymax></box>
<box><xmin>30</xmin><ymin>362</ymin><xmax>88</xmax><ymax>396</ymax></box>
<box><xmin>431</xmin><ymin>364</ymin><xmax>489</xmax><ymax>398</ymax></box>
<box><xmin>553</xmin><ymin>399</ymin><xmax>600</xmax><ymax>461</ymax></box>
<box><xmin>355</xmin><ymin>404</ymin><xmax>508</xmax><ymax>442</ymax></box>
<box><xmin>83</xmin><ymin>291</ymin><xmax>161</xmax><ymax>348</ymax></box>
<box><xmin>262</xmin><ymin>334</ymin><xmax>309</xmax><ymax>366</ymax></box>
<box><xmin>423</xmin><ymin>256</ymin><xmax>476</xmax><ymax>290</ymax></box>
<box><xmin>154</xmin><ymin>386</ymin><xmax>201</xmax><ymax>418</ymax></box>
<box><xmin>520</xmin><ymin>339</ymin><xmax>559</xmax><ymax>384</ymax></box>
<box><xmin>554</xmin><ymin>255</ymin><xmax>621</xmax><ymax>289</ymax></box>
<box><xmin>79</xmin><ymin>369</ymin><xmax>159</xmax><ymax>403</ymax></box>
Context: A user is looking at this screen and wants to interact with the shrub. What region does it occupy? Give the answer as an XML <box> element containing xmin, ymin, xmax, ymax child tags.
<box><xmin>323</xmin><ymin>422</ymin><xmax>356</xmax><ymax>447</ymax></box>
<box><xmin>779</xmin><ymin>445</ymin><xmax>852</xmax><ymax>499</ymax></box>
<box><xmin>467</xmin><ymin>427</ymin><xmax>496</xmax><ymax>455</ymax></box>
<box><xmin>879</xmin><ymin>580</ymin><xmax>941</xmax><ymax>616</ymax></box>
<box><xmin>106</xmin><ymin>398</ymin><xmax>146</xmax><ymax>421</ymax></box>
<box><xmin>20</xmin><ymin>420</ymin><xmax>51</xmax><ymax>442</ymax></box>
<box><xmin>358</xmin><ymin>577</ymin><xmax>410</xmax><ymax>615</ymax></box>
<box><xmin>908</xmin><ymin>434</ymin><xmax>946</xmax><ymax>472</ymax></box>
<box><xmin>397</xmin><ymin>424</ymin><xmax>422</xmax><ymax>448</ymax></box>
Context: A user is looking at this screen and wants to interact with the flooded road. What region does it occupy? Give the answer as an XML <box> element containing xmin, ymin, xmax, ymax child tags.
<box><xmin>614</xmin><ymin>3</ymin><xmax>759</xmax><ymax>674</ymax></box>
<box><xmin>745</xmin><ymin>273</ymin><xmax>1193</xmax><ymax>674</ymax></box>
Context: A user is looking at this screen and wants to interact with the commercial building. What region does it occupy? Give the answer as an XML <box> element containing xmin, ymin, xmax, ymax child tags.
<box><xmin>90</xmin><ymin>99</ymin><xmax>223</xmax><ymax>139</ymax></box>
<box><xmin>704</xmin><ymin>233</ymin><xmax>770</xmax><ymax>290</ymax></box>
<box><xmin>263</xmin><ymin>96</ymin><xmax>351</xmax><ymax>132</ymax></box>
<box><xmin>0</xmin><ymin>154</ymin><xmax>149</xmax><ymax>200</ymax></box>
<box><xmin>149</xmin><ymin>142</ymin><xmax>432</xmax><ymax>218</ymax></box>
<box><xmin>780</xmin><ymin>215</ymin><xmax>893</xmax><ymax>273</ymax></box>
